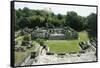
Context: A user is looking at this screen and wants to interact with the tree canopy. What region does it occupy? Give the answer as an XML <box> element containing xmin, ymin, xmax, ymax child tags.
<box><xmin>86</xmin><ymin>13</ymin><xmax>97</xmax><ymax>38</ymax></box>
<box><xmin>15</xmin><ymin>7</ymin><xmax>97</xmax><ymax>39</ymax></box>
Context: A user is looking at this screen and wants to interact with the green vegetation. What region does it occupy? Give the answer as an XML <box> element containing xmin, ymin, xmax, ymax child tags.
<box><xmin>45</xmin><ymin>40</ymin><xmax>80</xmax><ymax>53</ymax></box>
<box><xmin>86</xmin><ymin>13</ymin><xmax>97</xmax><ymax>38</ymax></box>
<box><xmin>15</xmin><ymin>47</ymin><xmax>34</xmax><ymax>63</ymax></box>
<box><xmin>15</xmin><ymin>52</ymin><xmax>25</xmax><ymax>65</ymax></box>
<box><xmin>36</xmin><ymin>38</ymin><xmax>45</xmax><ymax>46</ymax></box>
<box><xmin>78</xmin><ymin>31</ymin><xmax>89</xmax><ymax>41</ymax></box>
<box><xmin>15</xmin><ymin>35</ymin><xmax>36</xmax><ymax>64</ymax></box>
<box><xmin>15</xmin><ymin>41</ymin><xmax>36</xmax><ymax>64</ymax></box>
<box><xmin>14</xmin><ymin>7</ymin><xmax>97</xmax><ymax>65</ymax></box>
<box><xmin>15</xmin><ymin>31</ymin><xmax>89</xmax><ymax>64</ymax></box>
<box><xmin>45</xmin><ymin>32</ymin><xmax>88</xmax><ymax>53</ymax></box>
<box><xmin>15</xmin><ymin>7</ymin><xmax>97</xmax><ymax>38</ymax></box>
<box><xmin>15</xmin><ymin>36</ymin><xmax>24</xmax><ymax>41</ymax></box>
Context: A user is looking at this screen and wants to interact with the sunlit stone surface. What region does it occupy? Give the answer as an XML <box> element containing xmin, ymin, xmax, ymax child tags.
<box><xmin>31</xmin><ymin>45</ymin><xmax>96</xmax><ymax>65</ymax></box>
<box><xmin>20</xmin><ymin>42</ymin><xmax>96</xmax><ymax>66</ymax></box>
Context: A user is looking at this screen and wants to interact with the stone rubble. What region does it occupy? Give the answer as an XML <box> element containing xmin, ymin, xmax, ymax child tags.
<box><xmin>31</xmin><ymin>45</ymin><xmax>96</xmax><ymax>65</ymax></box>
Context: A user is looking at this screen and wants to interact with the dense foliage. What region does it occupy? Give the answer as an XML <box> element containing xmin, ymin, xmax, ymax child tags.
<box><xmin>86</xmin><ymin>13</ymin><xmax>97</xmax><ymax>39</ymax></box>
<box><xmin>15</xmin><ymin>7</ymin><xmax>97</xmax><ymax>38</ymax></box>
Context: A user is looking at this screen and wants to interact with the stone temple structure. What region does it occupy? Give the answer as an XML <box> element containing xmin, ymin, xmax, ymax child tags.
<box><xmin>31</xmin><ymin>27</ymin><xmax>78</xmax><ymax>40</ymax></box>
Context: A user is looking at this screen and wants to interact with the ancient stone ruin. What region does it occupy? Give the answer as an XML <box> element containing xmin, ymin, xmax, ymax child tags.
<box><xmin>31</xmin><ymin>27</ymin><xmax>78</xmax><ymax>40</ymax></box>
<box><xmin>15</xmin><ymin>27</ymin><xmax>97</xmax><ymax>66</ymax></box>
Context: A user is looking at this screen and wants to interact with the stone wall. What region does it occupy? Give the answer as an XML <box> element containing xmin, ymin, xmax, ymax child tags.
<box><xmin>31</xmin><ymin>27</ymin><xmax>78</xmax><ymax>40</ymax></box>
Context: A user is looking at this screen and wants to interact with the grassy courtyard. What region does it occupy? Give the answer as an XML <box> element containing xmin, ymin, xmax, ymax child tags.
<box><xmin>45</xmin><ymin>40</ymin><xmax>80</xmax><ymax>53</ymax></box>
<box><xmin>45</xmin><ymin>31</ymin><xmax>89</xmax><ymax>53</ymax></box>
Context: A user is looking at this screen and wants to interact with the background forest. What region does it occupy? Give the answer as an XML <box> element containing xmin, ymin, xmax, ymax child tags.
<box><xmin>15</xmin><ymin>7</ymin><xmax>97</xmax><ymax>39</ymax></box>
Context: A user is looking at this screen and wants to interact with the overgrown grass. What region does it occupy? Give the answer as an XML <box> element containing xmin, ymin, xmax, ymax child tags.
<box><xmin>15</xmin><ymin>36</ymin><xmax>24</xmax><ymax>41</ymax></box>
<box><xmin>78</xmin><ymin>31</ymin><xmax>89</xmax><ymax>41</ymax></box>
<box><xmin>15</xmin><ymin>41</ymin><xmax>36</xmax><ymax>65</ymax></box>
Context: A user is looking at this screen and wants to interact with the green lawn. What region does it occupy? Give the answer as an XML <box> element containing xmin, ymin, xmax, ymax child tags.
<box><xmin>45</xmin><ymin>40</ymin><xmax>81</xmax><ymax>53</ymax></box>
<box><xmin>45</xmin><ymin>31</ymin><xmax>89</xmax><ymax>53</ymax></box>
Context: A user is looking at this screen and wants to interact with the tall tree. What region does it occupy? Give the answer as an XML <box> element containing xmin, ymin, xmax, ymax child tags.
<box><xmin>18</xmin><ymin>17</ymin><xmax>30</xmax><ymax>29</ymax></box>
<box><xmin>22</xmin><ymin>7</ymin><xmax>31</xmax><ymax>17</ymax></box>
<box><xmin>86</xmin><ymin>13</ymin><xmax>97</xmax><ymax>38</ymax></box>
<box><xmin>65</xmin><ymin>11</ymin><xmax>84</xmax><ymax>31</ymax></box>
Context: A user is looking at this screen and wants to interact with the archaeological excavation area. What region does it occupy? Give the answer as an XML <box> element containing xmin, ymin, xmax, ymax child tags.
<box><xmin>13</xmin><ymin>2</ymin><xmax>97</xmax><ymax>67</ymax></box>
<box><xmin>14</xmin><ymin>27</ymin><xmax>97</xmax><ymax>66</ymax></box>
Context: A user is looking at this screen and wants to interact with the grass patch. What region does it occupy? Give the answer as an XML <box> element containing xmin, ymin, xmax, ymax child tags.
<box><xmin>15</xmin><ymin>36</ymin><xmax>24</xmax><ymax>41</ymax></box>
<box><xmin>15</xmin><ymin>41</ymin><xmax>36</xmax><ymax>65</ymax></box>
<box><xmin>78</xmin><ymin>31</ymin><xmax>89</xmax><ymax>41</ymax></box>
<box><xmin>45</xmin><ymin>40</ymin><xmax>80</xmax><ymax>53</ymax></box>
<box><xmin>45</xmin><ymin>32</ymin><xmax>89</xmax><ymax>53</ymax></box>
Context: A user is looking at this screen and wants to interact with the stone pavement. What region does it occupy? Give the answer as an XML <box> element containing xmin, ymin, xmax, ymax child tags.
<box><xmin>32</xmin><ymin>51</ymin><xmax>96</xmax><ymax>65</ymax></box>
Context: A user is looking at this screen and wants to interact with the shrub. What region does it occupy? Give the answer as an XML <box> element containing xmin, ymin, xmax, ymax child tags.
<box><xmin>30</xmin><ymin>52</ymin><xmax>37</xmax><ymax>59</ymax></box>
<box><xmin>23</xmin><ymin>35</ymin><xmax>31</xmax><ymax>41</ymax></box>
<box><xmin>36</xmin><ymin>38</ymin><xmax>45</xmax><ymax>46</ymax></box>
